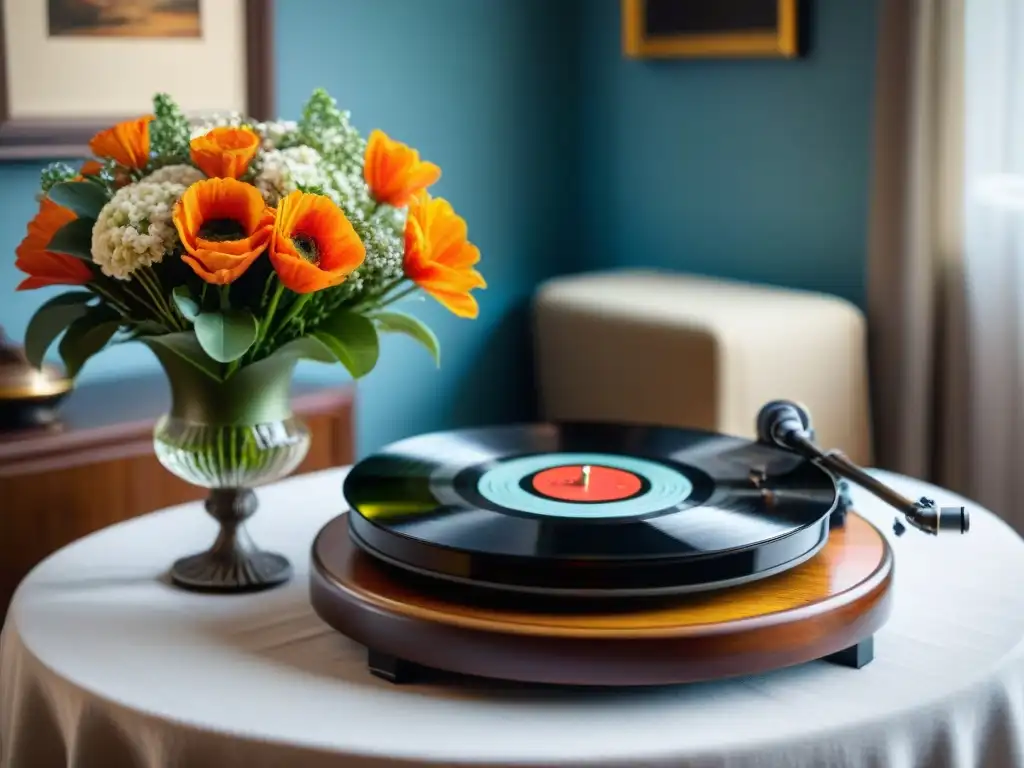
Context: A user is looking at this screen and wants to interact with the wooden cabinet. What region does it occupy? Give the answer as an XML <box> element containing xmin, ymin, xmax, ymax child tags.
<box><xmin>0</xmin><ymin>375</ymin><xmax>354</xmax><ymax>618</ymax></box>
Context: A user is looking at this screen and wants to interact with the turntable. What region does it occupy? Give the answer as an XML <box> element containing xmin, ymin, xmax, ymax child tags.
<box><xmin>309</xmin><ymin>400</ymin><xmax>969</xmax><ymax>687</ymax></box>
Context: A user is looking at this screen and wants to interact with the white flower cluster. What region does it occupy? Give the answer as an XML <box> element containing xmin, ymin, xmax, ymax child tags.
<box><xmin>145</xmin><ymin>164</ymin><xmax>204</xmax><ymax>187</ymax></box>
<box><xmin>344</xmin><ymin>211</ymin><xmax>405</xmax><ymax>293</ymax></box>
<box><xmin>254</xmin><ymin>120</ymin><xmax>299</xmax><ymax>150</ymax></box>
<box><xmin>91</xmin><ymin>179</ymin><xmax>188</xmax><ymax>280</ymax></box>
<box><xmin>254</xmin><ymin>146</ymin><xmax>329</xmax><ymax>205</ymax></box>
<box><xmin>188</xmin><ymin>112</ymin><xmax>244</xmax><ymax>138</ymax></box>
<box><xmin>189</xmin><ymin>114</ymin><xmax>298</xmax><ymax>150</ymax></box>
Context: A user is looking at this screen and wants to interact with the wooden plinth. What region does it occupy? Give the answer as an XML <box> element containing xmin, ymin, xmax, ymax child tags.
<box><xmin>309</xmin><ymin>512</ymin><xmax>893</xmax><ymax>687</ymax></box>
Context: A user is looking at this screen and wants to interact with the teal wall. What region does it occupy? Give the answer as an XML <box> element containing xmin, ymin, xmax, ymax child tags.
<box><xmin>578</xmin><ymin>0</ymin><xmax>880</xmax><ymax>307</ymax></box>
<box><xmin>275</xmin><ymin>0</ymin><xmax>580</xmax><ymax>452</ymax></box>
<box><xmin>0</xmin><ymin>0</ymin><xmax>879</xmax><ymax>455</ymax></box>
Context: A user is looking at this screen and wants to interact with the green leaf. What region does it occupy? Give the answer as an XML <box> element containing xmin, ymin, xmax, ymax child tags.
<box><xmin>237</xmin><ymin>336</ymin><xmax>335</xmax><ymax>384</ymax></box>
<box><xmin>133</xmin><ymin>321</ymin><xmax>167</xmax><ymax>336</ymax></box>
<box><xmin>138</xmin><ymin>332</ymin><xmax>222</xmax><ymax>381</ymax></box>
<box><xmin>374</xmin><ymin>311</ymin><xmax>440</xmax><ymax>367</ymax></box>
<box><xmin>270</xmin><ymin>335</ymin><xmax>336</xmax><ymax>364</ymax></box>
<box><xmin>58</xmin><ymin>306</ymin><xmax>122</xmax><ymax>378</ymax></box>
<box><xmin>46</xmin><ymin>217</ymin><xmax>96</xmax><ymax>261</ymax></box>
<box><xmin>47</xmin><ymin>181</ymin><xmax>109</xmax><ymax>219</ymax></box>
<box><xmin>172</xmin><ymin>286</ymin><xmax>200</xmax><ymax>321</ymax></box>
<box><xmin>23</xmin><ymin>291</ymin><xmax>94</xmax><ymax>368</ymax></box>
<box><xmin>313</xmin><ymin>310</ymin><xmax>380</xmax><ymax>378</ymax></box>
<box><xmin>193</xmin><ymin>310</ymin><xmax>258</xmax><ymax>363</ymax></box>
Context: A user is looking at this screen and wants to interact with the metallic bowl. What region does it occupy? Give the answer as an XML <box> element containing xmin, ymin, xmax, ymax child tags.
<box><xmin>0</xmin><ymin>328</ymin><xmax>73</xmax><ymax>431</ymax></box>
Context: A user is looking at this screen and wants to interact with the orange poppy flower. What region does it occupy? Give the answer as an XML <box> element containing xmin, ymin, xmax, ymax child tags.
<box><xmin>364</xmin><ymin>129</ymin><xmax>441</xmax><ymax>207</ymax></box>
<box><xmin>403</xmin><ymin>192</ymin><xmax>485</xmax><ymax>319</ymax></box>
<box><xmin>15</xmin><ymin>199</ymin><xmax>93</xmax><ymax>291</ymax></box>
<box><xmin>190</xmin><ymin>126</ymin><xmax>261</xmax><ymax>179</ymax></box>
<box><xmin>89</xmin><ymin>115</ymin><xmax>153</xmax><ymax>169</ymax></box>
<box><xmin>172</xmin><ymin>178</ymin><xmax>274</xmax><ymax>285</ymax></box>
<box><xmin>79</xmin><ymin>160</ymin><xmax>104</xmax><ymax>176</ymax></box>
<box><xmin>269</xmin><ymin>190</ymin><xmax>365</xmax><ymax>294</ymax></box>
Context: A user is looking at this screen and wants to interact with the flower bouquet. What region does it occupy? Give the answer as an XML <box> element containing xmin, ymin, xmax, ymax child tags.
<box><xmin>14</xmin><ymin>89</ymin><xmax>485</xmax><ymax>591</ymax></box>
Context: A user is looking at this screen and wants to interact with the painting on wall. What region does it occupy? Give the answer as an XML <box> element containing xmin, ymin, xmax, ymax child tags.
<box><xmin>46</xmin><ymin>0</ymin><xmax>203</xmax><ymax>38</ymax></box>
<box><xmin>0</xmin><ymin>0</ymin><xmax>274</xmax><ymax>160</ymax></box>
<box><xmin>622</xmin><ymin>0</ymin><xmax>802</xmax><ymax>59</ymax></box>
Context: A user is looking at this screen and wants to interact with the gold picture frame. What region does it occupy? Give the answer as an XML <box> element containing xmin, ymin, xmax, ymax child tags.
<box><xmin>622</xmin><ymin>0</ymin><xmax>799</xmax><ymax>59</ymax></box>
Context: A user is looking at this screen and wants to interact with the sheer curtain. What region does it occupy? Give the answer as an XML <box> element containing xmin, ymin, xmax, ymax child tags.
<box><xmin>868</xmin><ymin>0</ymin><xmax>1024</xmax><ymax>530</ymax></box>
<box><xmin>867</xmin><ymin>0</ymin><xmax>968</xmax><ymax>501</ymax></box>
<box><xmin>963</xmin><ymin>0</ymin><xmax>1024</xmax><ymax>527</ymax></box>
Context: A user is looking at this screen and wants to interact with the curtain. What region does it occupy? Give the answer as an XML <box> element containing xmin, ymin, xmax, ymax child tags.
<box><xmin>961</xmin><ymin>0</ymin><xmax>1024</xmax><ymax>529</ymax></box>
<box><xmin>867</xmin><ymin>0</ymin><xmax>968</xmax><ymax>494</ymax></box>
<box><xmin>869</xmin><ymin>0</ymin><xmax>1024</xmax><ymax>530</ymax></box>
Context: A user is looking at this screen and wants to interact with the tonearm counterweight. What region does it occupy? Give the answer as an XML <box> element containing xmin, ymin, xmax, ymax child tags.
<box><xmin>756</xmin><ymin>401</ymin><xmax>969</xmax><ymax>536</ymax></box>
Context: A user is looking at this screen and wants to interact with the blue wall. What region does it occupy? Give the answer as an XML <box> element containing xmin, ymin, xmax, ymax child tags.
<box><xmin>0</xmin><ymin>0</ymin><xmax>879</xmax><ymax>454</ymax></box>
<box><xmin>578</xmin><ymin>0</ymin><xmax>880</xmax><ymax>307</ymax></box>
<box><xmin>275</xmin><ymin>0</ymin><xmax>580</xmax><ymax>452</ymax></box>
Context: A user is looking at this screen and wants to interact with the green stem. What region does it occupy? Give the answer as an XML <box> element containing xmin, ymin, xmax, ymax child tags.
<box><xmin>136</xmin><ymin>270</ymin><xmax>179</xmax><ymax>330</ymax></box>
<box><xmin>141</xmin><ymin>267</ymin><xmax>182</xmax><ymax>330</ymax></box>
<box><xmin>264</xmin><ymin>282</ymin><xmax>286</xmax><ymax>327</ymax></box>
<box><xmin>267</xmin><ymin>293</ymin><xmax>313</xmax><ymax>345</ymax></box>
<box><xmin>374</xmin><ymin>277</ymin><xmax>403</xmax><ymax>299</ymax></box>
<box><xmin>89</xmin><ymin>282</ymin><xmax>132</xmax><ymax>317</ymax></box>
<box><xmin>377</xmin><ymin>284</ymin><xmax>418</xmax><ymax>308</ymax></box>
<box><xmin>259</xmin><ymin>272</ymin><xmax>276</xmax><ymax>309</ymax></box>
<box><xmin>250</xmin><ymin>281</ymin><xmax>286</xmax><ymax>360</ymax></box>
<box><xmin>349</xmin><ymin>277</ymin><xmax>405</xmax><ymax>313</ymax></box>
<box><xmin>120</xmin><ymin>281</ymin><xmax>173</xmax><ymax>333</ymax></box>
<box><xmin>136</xmin><ymin>269</ymin><xmax>162</xmax><ymax>310</ymax></box>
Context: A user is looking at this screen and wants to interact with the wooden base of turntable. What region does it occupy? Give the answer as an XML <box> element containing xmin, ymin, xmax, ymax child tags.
<box><xmin>309</xmin><ymin>512</ymin><xmax>893</xmax><ymax>687</ymax></box>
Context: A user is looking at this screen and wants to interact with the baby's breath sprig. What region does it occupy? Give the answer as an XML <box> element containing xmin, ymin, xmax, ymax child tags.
<box><xmin>296</xmin><ymin>89</ymin><xmax>367</xmax><ymax>179</ymax></box>
<box><xmin>148</xmin><ymin>93</ymin><xmax>192</xmax><ymax>168</ymax></box>
<box><xmin>39</xmin><ymin>162</ymin><xmax>76</xmax><ymax>194</ymax></box>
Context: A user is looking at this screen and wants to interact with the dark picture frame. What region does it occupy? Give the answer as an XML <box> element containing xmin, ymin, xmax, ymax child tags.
<box><xmin>623</xmin><ymin>0</ymin><xmax>801</xmax><ymax>59</ymax></box>
<box><xmin>0</xmin><ymin>0</ymin><xmax>275</xmax><ymax>161</ymax></box>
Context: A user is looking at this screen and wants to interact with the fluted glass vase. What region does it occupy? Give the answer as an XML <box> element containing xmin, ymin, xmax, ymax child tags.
<box><xmin>151</xmin><ymin>349</ymin><xmax>310</xmax><ymax>593</ymax></box>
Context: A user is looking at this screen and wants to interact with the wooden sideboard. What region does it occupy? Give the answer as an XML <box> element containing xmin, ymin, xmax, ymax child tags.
<box><xmin>0</xmin><ymin>375</ymin><xmax>354</xmax><ymax>618</ymax></box>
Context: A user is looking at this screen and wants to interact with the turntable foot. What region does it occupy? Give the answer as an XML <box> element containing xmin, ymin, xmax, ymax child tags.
<box><xmin>368</xmin><ymin>650</ymin><xmax>419</xmax><ymax>684</ymax></box>
<box><xmin>824</xmin><ymin>636</ymin><xmax>873</xmax><ymax>669</ymax></box>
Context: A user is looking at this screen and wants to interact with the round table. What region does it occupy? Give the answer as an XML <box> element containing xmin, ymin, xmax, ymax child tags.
<box><xmin>2</xmin><ymin>468</ymin><xmax>1023</xmax><ymax>768</ymax></box>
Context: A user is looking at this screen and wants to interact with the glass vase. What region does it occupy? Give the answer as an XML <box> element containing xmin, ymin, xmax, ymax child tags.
<box><xmin>151</xmin><ymin>348</ymin><xmax>310</xmax><ymax>592</ymax></box>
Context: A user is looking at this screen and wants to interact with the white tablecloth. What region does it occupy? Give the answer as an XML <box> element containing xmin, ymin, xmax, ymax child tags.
<box><xmin>1</xmin><ymin>467</ymin><xmax>1023</xmax><ymax>768</ymax></box>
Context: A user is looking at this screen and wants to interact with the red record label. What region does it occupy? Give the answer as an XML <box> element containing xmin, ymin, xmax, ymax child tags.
<box><xmin>531</xmin><ymin>465</ymin><xmax>643</xmax><ymax>502</ymax></box>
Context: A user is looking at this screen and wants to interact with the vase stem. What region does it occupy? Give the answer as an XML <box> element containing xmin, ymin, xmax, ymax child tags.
<box><xmin>170</xmin><ymin>488</ymin><xmax>292</xmax><ymax>592</ymax></box>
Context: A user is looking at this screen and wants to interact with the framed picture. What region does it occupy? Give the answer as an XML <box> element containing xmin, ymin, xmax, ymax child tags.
<box><xmin>622</xmin><ymin>0</ymin><xmax>800</xmax><ymax>59</ymax></box>
<box><xmin>0</xmin><ymin>0</ymin><xmax>274</xmax><ymax>161</ymax></box>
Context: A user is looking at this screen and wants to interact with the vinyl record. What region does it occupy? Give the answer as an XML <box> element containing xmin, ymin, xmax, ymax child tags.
<box><xmin>343</xmin><ymin>422</ymin><xmax>838</xmax><ymax>596</ymax></box>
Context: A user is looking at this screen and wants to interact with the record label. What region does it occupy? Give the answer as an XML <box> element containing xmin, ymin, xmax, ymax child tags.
<box><xmin>530</xmin><ymin>464</ymin><xmax>643</xmax><ymax>502</ymax></box>
<box><xmin>475</xmin><ymin>452</ymin><xmax>693</xmax><ymax>520</ymax></box>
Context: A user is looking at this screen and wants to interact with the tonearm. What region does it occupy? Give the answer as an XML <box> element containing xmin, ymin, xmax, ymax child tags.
<box><xmin>756</xmin><ymin>400</ymin><xmax>969</xmax><ymax>536</ymax></box>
